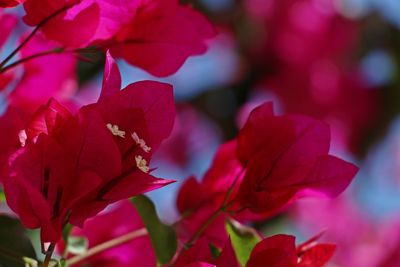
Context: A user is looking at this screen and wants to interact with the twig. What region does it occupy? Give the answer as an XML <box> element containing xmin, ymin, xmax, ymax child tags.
<box><xmin>0</xmin><ymin>2</ymin><xmax>78</xmax><ymax>70</ymax></box>
<box><xmin>65</xmin><ymin>228</ymin><xmax>147</xmax><ymax>266</ymax></box>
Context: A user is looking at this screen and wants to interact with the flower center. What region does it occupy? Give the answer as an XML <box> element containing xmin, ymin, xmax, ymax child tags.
<box><xmin>106</xmin><ymin>123</ymin><xmax>126</xmax><ymax>138</ymax></box>
<box><xmin>131</xmin><ymin>132</ymin><xmax>151</xmax><ymax>153</ymax></box>
<box><xmin>135</xmin><ymin>155</ymin><xmax>150</xmax><ymax>173</ymax></box>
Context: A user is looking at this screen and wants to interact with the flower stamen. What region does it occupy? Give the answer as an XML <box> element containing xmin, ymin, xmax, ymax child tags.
<box><xmin>135</xmin><ymin>155</ymin><xmax>150</xmax><ymax>173</ymax></box>
<box><xmin>106</xmin><ymin>123</ymin><xmax>126</xmax><ymax>138</ymax></box>
<box><xmin>131</xmin><ymin>132</ymin><xmax>151</xmax><ymax>153</ymax></box>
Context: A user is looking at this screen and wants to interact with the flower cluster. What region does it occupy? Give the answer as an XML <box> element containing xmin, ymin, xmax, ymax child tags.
<box><xmin>176</xmin><ymin>102</ymin><xmax>357</xmax><ymax>246</ymax></box>
<box><xmin>0</xmin><ymin>0</ymin><xmax>363</xmax><ymax>267</ymax></box>
<box><xmin>3</xmin><ymin>53</ymin><xmax>175</xmax><ymax>242</ymax></box>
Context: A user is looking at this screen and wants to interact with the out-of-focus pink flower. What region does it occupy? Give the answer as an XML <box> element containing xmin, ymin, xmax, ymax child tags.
<box><xmin>3</xmin><ymin>54</ymin><xmax>175</xmax><ymax>242</ymax></box>
<box><xmin>22</xmin><ymin>0</ymin><xmax>215</xmax><ymax>76</ymax></box>
<box><xmin>293</xmin><ymin>197</ymin><xmax>400</xmax><ymax>267</ymax></box>
<box><xmin>9</xmin><ymin>33</ymin><xmax>77</xmax><ymax>112</ymax></box>
<box><xmin>237</xmin><ymin>102</ymin><xmax>358</xmax><ymax>214</ymax></box>
<box><xmin>245</xmin><ymin>0</ymin><xmax>358</xmax><ymax>68</ymax></box>
<box><xmin>153</xmin><ymin>104</ymin><xmax>220</xmax><ymax>170</ymax></box>
<box><xmin>111</xmin><ymin>0</ymin><xmax>216</xmax><ymax>77</ymax></box>
<box><xmin>23</xmin><ymin>0</ymin><xmax>140</xmax><ymax>48</ymax></box>
<box><xmin>264</xmin><ymin>65</ymin><xmax>379</xmax><ymax>153</ymax></box>
<box><xmin>243</xmin><ymin>0</ymin><xmax>379</xmax><ymax>152</ymax></box>
<box><xmin>65</xmin><ymin>200</ymin><xmax>156</xmax><ymax>267</ymax></box>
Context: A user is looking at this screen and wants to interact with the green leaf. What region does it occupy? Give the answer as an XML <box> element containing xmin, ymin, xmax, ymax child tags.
<box><xmin>0</xmin><ymin>215</ymin><xmax>37</xmax><ymax>267</ymax></box>
<box><xmin>226</xmin><ymin>219</ymin><xmax>261</xmax><ymax>267</ymax></box>
<box><xmin>0</xmin><ymin>189</ymin><xmax>5</xmax><ymax>202</ymax></box>
<box><xmin>62</xmin><ymin>224</ymin><xmax>73</xmax><ymax>243</ymax></box>
<box><xmin>65</xmin><ymin>236</ymin><xmax>88</xmax><ymax>255</ymax></box>
<box><xmin>131</xmin><ymin>195</ymin><xmax>177</xmax><ymax>264</ymax></box>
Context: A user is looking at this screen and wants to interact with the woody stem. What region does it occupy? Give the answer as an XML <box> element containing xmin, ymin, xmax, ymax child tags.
<box><xmin>65</xmin><ymin>228</ymin><xmax>147</xmax><ymax>266</ymax></box>
<box><xmin>175</xmin><ymin>168</ymin><xmax>245</xmax><ymax>255</ymax></box>
<box><xmin>42</xmin><ymin>243</ymin><xmax>56</xmax><ymax>267</ymax></box>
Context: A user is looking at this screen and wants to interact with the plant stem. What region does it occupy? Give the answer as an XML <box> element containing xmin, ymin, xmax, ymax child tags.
<box><xmin>65</xmin><ymin>228</ymin><xmax>147</xmax><ymax>266</ymax></box>
<box><xmin>0</xmin><ymin>48</ymin><xmax>65</xmax><ymax>73</ymax></box>
<box><xmin>42</xmin><ymin>243</ymin><xmax>56</xmax><ymax>267</ymax></box>
<box><xmin>184</xmin><ymin>207</ymin><xmax>224</xmax><ymax>248</ymax></box>
<box><xmin>0</xmin><ymin>3</ymin><xmax>77</xmax><ymax>70</ymax></box>
<box><xmin>171</xmin><ymin>169</ymin><xmax>245</xmax><ymax>267</ymax></box>
<box><xmin>0</xmin><ymin>27</ymin><xmax>39</xmax><ymax>70</ymax></box>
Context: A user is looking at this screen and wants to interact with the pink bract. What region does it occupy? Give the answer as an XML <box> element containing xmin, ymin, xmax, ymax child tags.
<box><xmin>111</xmin><ymin>0</ymin><xmax>216</xmax><ymax>76</ymax></box>
<box><xmin>3</xmin><ymin>54</ymin><xmax>176</xmax><ymax>242</ymax></box>
<box><xmin>0</xmin><ymin>0</ymin><xmax>24</xmax><ymax>7</ymax></box>
<box><xmin>175</xmin><ymin>237</ymin><xmax>239</xmax><ymax>267</ymax></box>
<box><xmin>246</xmin><ymin>234</ymin><xmax>336</xmax><ymax>267</ymax></box>
<box><xmin>237</xmin><ymin>102</ymin><xmax>358</xmax><ymax>214</ymax></box>
<box><xmin>22</xmin><ymin>0</ymin><xmax>216</xmax><ymax>76</ymax></box>
<box><xmin>23</xmin><ymin>0</ymin><xmax>140</xmax><ymax>47</ymax></box>
<box><xmin>9</xmin><ymin>33</ymin><xmax>77</xmax><ymax>112</ymax></box>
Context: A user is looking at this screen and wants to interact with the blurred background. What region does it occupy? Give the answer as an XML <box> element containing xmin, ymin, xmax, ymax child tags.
<box><xmin>2</xmin><ymin>0</ymin><xmax>400</xmax><ymax>266</ymax></box>
<box><xmin>150</xmin><ymin>1</ymin><xmax>400</xmax><ymax>266</ymax></box>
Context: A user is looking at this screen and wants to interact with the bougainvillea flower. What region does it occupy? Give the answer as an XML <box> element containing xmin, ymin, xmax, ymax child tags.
<box><xmin>176</xmin><ymin>141</ymin><xmax>243</xmax><ymax>246</ymax></box>
<box><xmin>237</xmin><ymin>102</ymin><xmax>358</xmax><ymax>214</ymax></box>
<box><xmin>23</xmin><ymin>0</ymin><xmax>140</xmax><ymax>48</ymax></box>
<box><xmin>176</xmin><ymin>102</ymin><xmax>357</xmax><ymax>244</ymax></box>
<box><xmin>242</xmin><ymin>0</ymin><xmax>379</xmax><ymax>152</ymax></box>
<box><xmin>246</xmin><ymin>234</ymin><xmax>335</xmax><ymax>267</ymax></box>
<box><xmin>175</xmin><ymin>237</ymin><xmax>239</xmax><ymax>267</ymax></box>
<box><xmin>0</xmin><ymin>0</ymin><xmax>24</xmax><ymax>8</ymax></box>
<box><xmin>3</xmin><ymin>54</ymin><xmax>175</xmax><ymax>242</ymax></box>
<box><xmin>292</xmin><ymin>197</ymin><xmax>400</xmax><ymax>267</ymax></box>
<box><xmin>177</xmin><ymin>141</ymin><xmax>242</xmax><ymax>214</ymax></box>
<box><xmin>22</xmin><ymin>0</ymin><xmax>215</xmax><ymax>76</ymax></box>
<box><xmin>264</xmin><ymin>65</ymin><xmax>379</xmax><ymax>153</ymax></box>
<box><xmin>63</xmin><ymin>200</ymin><xmax>156</xmax><ymax>267</ymax></box>
<box><xmin>177</xmin><ymin>196</ymin><xmax>229</xmax><ymax>247</ymax></box>
<box><xmin>0</xmin><ymin>108</ymin><xmax>23</xmax><ymax>179</ymax></box>
<box><xmin>153</xmin><ymin>104</ymin><xmax>221</xmax><ymax>170</ymax></box>
<box><xmin>111</xmin><ymin>0</ymin><xmax>216</xmax><ymax>77</ymax></box>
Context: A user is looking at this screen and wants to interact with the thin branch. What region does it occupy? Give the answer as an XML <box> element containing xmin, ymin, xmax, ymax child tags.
<box><xmin>42</xmin><ymin>243</ymin><xmax>56</xmax><ymax>267</ymax></box>
<box><xmin>0</xmin><ymin>2</ymin><xmax>79</xmax><ymax>70</ymax></box>
<box><xmin>65</xmin><ymin>228</ymin><xmax>147</xmax><ymax>266</ymax></box>
<box><xmin>0</xmin><ymin>47</ymin><xmax>65</xmax><ymax>74</ymax></box>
